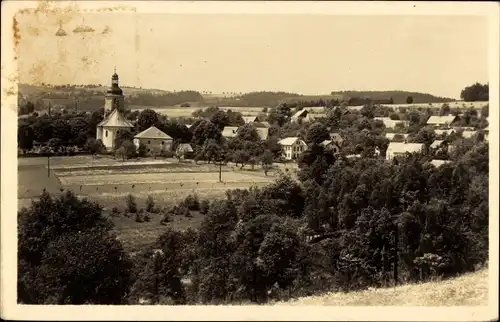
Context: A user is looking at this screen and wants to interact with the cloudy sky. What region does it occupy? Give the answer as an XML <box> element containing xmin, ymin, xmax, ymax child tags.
<box><xmin>16</xmin><ymin>12</ymin><xmax>488</xmax><ymax>98</ymax></box>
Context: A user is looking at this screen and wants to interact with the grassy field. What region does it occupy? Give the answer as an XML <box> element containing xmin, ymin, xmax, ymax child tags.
<box><xmin>129</xmin><ymin>105</ymin><xmax>266</xmax><ymax>118</ymax></box>
<box><xmin>17</xmin><ymin>155</ymin><xmax>288</xmax><ymax>252</ymax></box>
<box><xmin>274</xmin><ymin>267</ymin><xmax>489</xmax><ymax>306</ymax></box>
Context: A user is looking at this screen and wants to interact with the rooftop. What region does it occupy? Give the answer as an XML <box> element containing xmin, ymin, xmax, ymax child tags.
<box><xmin>97</xmin><ymin>109</ymin><xmax>134</xmax><ymax>128</ymax></box>
<box><xmin>134</xmin><ymin>126</ymin><xmax>172</xmax><ymax>140</ymax></box>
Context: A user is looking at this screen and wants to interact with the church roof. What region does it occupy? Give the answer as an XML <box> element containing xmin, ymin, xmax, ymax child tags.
<box><xmin>97</xmin><ymin>109</ymin><xmax>134</xmax><ymax>128</ymax></box>
<box><xmin>134</xmin><ymin>126</ymin><xmax>173</xmax><ymax>140</ymax></box>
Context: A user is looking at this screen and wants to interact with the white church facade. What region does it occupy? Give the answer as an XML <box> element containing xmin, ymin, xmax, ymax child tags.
<box><xmin>96</xmin><ymin>70</ymin><xmax>134</xmax><ymax>151</ymax></box>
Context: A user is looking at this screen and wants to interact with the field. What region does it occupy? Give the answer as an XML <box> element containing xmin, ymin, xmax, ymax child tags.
<box><xmin>129</xmin><ymin>105</ymin><xmax>267</xmax><ymax>118</ymax></box>
<box><xmin>17</xmin><ymin>155</ymin><xmax>291</xmax><ymax>252</ymax></box>
<box><xmin>274</xmin><ymin>267</ymin><xmax>489</xmax><ymax>306</ymax></box>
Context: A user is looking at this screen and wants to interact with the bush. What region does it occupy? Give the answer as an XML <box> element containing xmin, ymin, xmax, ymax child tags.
<box><xmin>146</xmin><ymin>195</ymin><xmax>155</xmax><ymax>213</ymax></box>
<box><xmin>184</xmin><ymin>194</ymin><xmax>200</xmax><ymax>211</ymax></box>
<box><xmin>163</xmin><ymin>151</ymin><xmax>175</xmax><ymax>158</ymax></box>
<box><xmin>144</xmin><ymin>214</ymin><xmax>151</xmax><ymax>222</ymax></box>
<box><xmin>200</xmin><ymin>199</ymin><xmax>210</xmax><ymax>215</ymax></box>
<box><xmin>135</xmin><ymin>213</ymin><xmax>144</xmax><ymax>223</ymax></box>
<box><xmin>111</xmin><ymin>206</ymin><xmax>120</xmax><ymax>217</ymax></box>
<box><xmin>125</xmin><ymin>194</ymin><xmax>138</xmax><ymax>214</ymax></box>
<box><xmin>161</xmin><ymin>212</ymin><xmax>172</xmax><ymax>224</ymax></box>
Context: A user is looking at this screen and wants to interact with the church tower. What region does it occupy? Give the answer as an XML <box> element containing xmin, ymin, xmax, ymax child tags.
<box><xmin>104</xmin><ymin>68</ymin><xmax>125</xmax><ymax>116</ymax></box>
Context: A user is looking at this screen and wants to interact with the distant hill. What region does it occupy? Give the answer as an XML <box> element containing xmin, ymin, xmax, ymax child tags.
<box><xmin>330</xmin><ymin>90</ymin><xmax>453</xmax><ymax>104</ymax></box>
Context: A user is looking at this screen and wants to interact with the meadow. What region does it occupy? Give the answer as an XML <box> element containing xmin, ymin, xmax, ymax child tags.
<box><xmin>129</xmin><ymin>105</ymin><xmax>266</xmax><ymax>118</ymax></box>
<box><xmin>18</xmin><ymin>155</ymin><xmax>287</xmax><ymax>252</ymax></box>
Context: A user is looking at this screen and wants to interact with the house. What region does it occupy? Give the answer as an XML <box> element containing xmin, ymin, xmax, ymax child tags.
<box><xmin>306</xmin><ymin>113</ymin><xmax>327</xmax><ymax>122</ymax></box>
<box><xmin>374</xmin><ymin>117</ymin><xmax>409</xmax><ymax>129</ymax></box>
<box><xmin>255</xmin><ymin>121</ymin><xmax>271</xmax><ymax>128</ymax></box>
<box><xmin>329</xmin><ymin>132</ymin><xmax>344</xmax><ymax>147</ymax></box>
<box><xmin>278</xmin><ymin>137</ymin><xmax>307</xmax><ymax>161</ymax></box>
<box><xmin>185</xmin><ymin>124</ymin><xmax>192</xmax><ymax>129</ymax></box>
<box><xmin>386</xmin><ymin>142</ymin><xmax>424</xmax><ymax>161</ymax></box>
<box><xmin>385</xmin><ymin>133</ymin><xmax>409</xmax><ymax>141</ymax></box>
<box><xmin>291</xmin><ymin>109</ymin><xmax>309</xmax><ymax>123</ymax></box>
<box><xmin>462</xmin><ymin>130</ymin><xmax>477</xmax><ymax>139</ymax></box>
<box><xmin>435</xmin><ymin>129</ymin><xmax>456</xmax><ymax>136</ymax></box>
<box><xmin>133</xmin><ymin>126</ymin><xmax>173</xmax><ymax>154</ymax></box>
<box><xmin>222</xmin><ymin>126</ymin><xmax>240</xmax><ymax>138</ymax></box>
<box><xmin>256</xmin><ymin>127</ymin><xmax>269</xmax><ymax>141</ymax></box>
<box><xmin>320</xmin><ymin>140</ymin><xmax>340</xmax><ymax>154</ymax></box>
<box><xmin>426</xmin><ymin>114</ymin><xmax>458</xmax><ymax>127</ymax></box>
<box><xmin>242</xmin><ymin>116</ymin><xmax>258</xmax><ymax>124</ymax></box>
<box><xmin>96</xmin><ymin>109</ymin><xmax>134</xmax><ymax>150</ymax></box>
<box><xmin>429</xmin><ymin>159</ymin><xmax>452</xmax><ymax>168</ymax></box>
<box><xmin>430</xmin><ymin>140</ymin><xmax>445</xmax><ymax>149</ymax></box>
<box><xmin>175</xmin><ymin>143</ymin><xmax>194</xmax><ymax>159</ymax></box>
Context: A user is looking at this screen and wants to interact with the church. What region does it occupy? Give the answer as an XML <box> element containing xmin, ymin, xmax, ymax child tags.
<box><xmin>96</xmin><ymin>70</ymin><xmax>134</xmax><ymax>150</ymax></box>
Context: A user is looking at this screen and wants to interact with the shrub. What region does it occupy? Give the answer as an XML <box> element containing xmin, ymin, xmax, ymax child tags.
<box><xmin>111</xmin><ymin>206</ymin><xmax>120</xmax><ymax>217</ymax></box>
<box><xmin>144</xmin><ymin>214</ymin><xmax>151</xmax><ymax>222</ymax></box>
<box><xmin>200</xmin><ymin>199</ymin><xmax>210</xmax><ymax>215</ymax></box>
<box><xmin>184</xmin><ymin>194</ymin><xmax>200</xmax><ymax>211</ymax></box>
<box><xmin>161</xmin><ymin>212</ymin><xmax>172</xmax><ymax>224</ymax></box>
<box><xmin>146</xmin><ymin>195</ymin><xmax>155</xmax><ymax>213</ymax></box>
<box><xmin>135</xmin><ymin>213</ymin><xmax>144</xmax><ymax>223</ymax></box>
<box><xmin>125</xmin><ymin>194</ymin><xmax>138</xmax><ymax>214</ymax></box>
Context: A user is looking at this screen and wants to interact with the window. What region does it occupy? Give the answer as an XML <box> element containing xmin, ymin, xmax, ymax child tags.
<box><xmin>117</xmin><ymin>130</ymin><xmax>120</xmax><ymax>134</ymax></box>
<box><xmin>161</xmin><ymin>141</ymin><xmax>164</xmax><ymax>145</ymax></box>
<box><xmin>148</xmin><ymin>140</ymin><xmax>151</xmax><ymax>144</ymax></box>
<box><xmin>105</xmin><ymin>130</ymin><xmax>108</xmax><ymax>137</ymax></box>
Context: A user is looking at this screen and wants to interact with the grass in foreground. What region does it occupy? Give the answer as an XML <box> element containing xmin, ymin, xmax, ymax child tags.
<box><xmin>274</xmin><ymin>268</ymin><xmax>488</xmax><ymax>306</ymax></box>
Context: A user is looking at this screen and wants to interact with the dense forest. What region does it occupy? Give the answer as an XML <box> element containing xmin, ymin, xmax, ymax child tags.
<box><xmin>330</xmin><ymin>90</ymin><xmax>452</xmax><ymax>104</ymax></box>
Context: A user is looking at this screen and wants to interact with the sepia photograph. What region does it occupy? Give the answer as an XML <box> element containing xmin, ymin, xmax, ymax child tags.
<box><xmin>1</xmin><ymin>1</ymin><xmax>499</xmax><ymax>321</ymax></box>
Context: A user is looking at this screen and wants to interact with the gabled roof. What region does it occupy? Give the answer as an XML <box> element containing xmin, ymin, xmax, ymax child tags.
<box><xmin>242</xmin><ymin>116</ymin><xmax>258</xmax><ymax>124</ymax></box>
<box><xmin>387</xmin><ymin>142</ymin><xmax>424</xmax><ymax>154</ymax></box>
<box><xmin>426</xmin><ymin>114</ymin><xmax>457</xmax><ymax>125</ymax></box>
<box><xmin>291</xmin><ymin>109</ymin><xmax>308</xmax><ymax>119</ymax></box>
<box><xmin>185</xmin><ymin>124</ymin><xmax>192</xmax><ymax>129</ymax></box>
<box><xmin>385</xmin><ymin>133</ymin><xmax>409</xmax><ymax>140</ymax></box>
<box><xmin>176</xmin><ymin>143</ymin><xmax>194</xmax><ymax>153</ymax></box>
<box><xmin>462</xmin><ymin>130</ymin><xmax>477</xmax><ymax>139</ymax></box>
<box><xmin>278</xmin><ymin>137</ymin><xmax>305</xmax><ymax>146</ymax></box>
<box><xmin>430</xmin><ymin>140</ymin><xmax>445</xmax><ymax>149</ymax></box>
<box><xmin>222</xmin><ymin>126</ymin><xmax>240</xmax><ymax>138</ymax></box>
<box><xmin>329</xmin><ymin>132</ymin><xmax>344</xmax><ymax>142</ymax></box>
<box><xmin>374</xmin><ymin>117</ymin><xmax>409</xmax><ymax>129</ymax></box>
<box><xmin>429</xmin><ymin>159</ymin><xmax>452</xmax><ymax>168</ymax></box>
<box><xmin>97</xmin><ymin>109</ymin><xmax>134</xmax><ymax>128</ymax></box>
<box><xmin>134</xmin><ymin>126</ymin><xmax>173</xmax><ymax>140</ymax></box>
<box><xmin>320</xmin><ymin>140</ymin><xmax>340</xmax><ymax>148</ymax></box>
<box><xmin>256</xmin><ymin>127</ymin><xmax>269</xmax><ymax>141</ymax></box>
<box><xmin>255</xmin><ymin>121</ymin><xmax>271</xmax><ymax>128</ymax></box>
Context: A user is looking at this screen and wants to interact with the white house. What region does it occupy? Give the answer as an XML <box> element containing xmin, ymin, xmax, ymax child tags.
<box><xmin>429</xmin><ymin>159</ymin><xmax>452</xmax><ymax>168</ymax></box>
<box><xmin>255</xmin><ymin>127</ymin><xmax>269</xmax><ymax>141</ymax></box>
<box><xmin>96</xmin><ymin>71</ymin><xmax>134</xmax><ymax>151</ymax></box>
<box><xmin>133</xmin><ymin>126</ymin><xmax>173</xmax><ymax>155</ymax></box>
<box><xmin>386</xmin><ymin>142</ymin><xmax>424</xmax><ymax>161</ymax></box>
<box><xmin>278</xmin><ymin>137</ymin><xmax>307</xmax><ymax>160</ymax></box>
<box><xmin>329</xmin><ymin>132</ymin><xmax>344</xmax><ymax>147</ymax></box>
<box><xmin>175</xmin><ymin>143</ymin><xmax>194</xmax><ymax>158</ymax></box>
<box><xmin>426</xmin><ymin>114</ymin><xmax>458</xmax><ymax>127</ymax></box>
<box><xmin>291</xmin><ymin>109</ymin><xmax>309</xmax><ymax>123</ymax></box>
<box><xmin>385</xmin><ymin>133</ymin><xmax>409</xmax><ymax>141</ymax></box>
<box><xmin>430</xmin><ymin>140</ymin><xmax>445</xmax><ymax>149</ymax></box>
<box><xmin>462</xmin><ymin>130</ymin><xmax>477</xmax><ymax>139</ymax></box>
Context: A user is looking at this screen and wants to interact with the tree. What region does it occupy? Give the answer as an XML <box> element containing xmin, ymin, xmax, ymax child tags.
<box><xmin>460</xmin><ymin>82</ymin><xmax>489</xmax><ymax>102</ymax></box>
<box><xmin>439</xmin><ymin>103</ymin><xmax>451</xmax><ymax>116</ymax></box>
<box><xmin>51</xmin><ymin>119</ymin><xmax>72</xmax><ymax>144</ymax></box>
<box><xmin>84</xmin><ymin>138</ymin><xmax>105</xmax><ymax>157</ymax></box>
<box><xmin>191</xmin><ymin>120</ymin><xmax>221</xmax><ymax>146</ymax></box>
<box><xmin>18</xmin><ymin>190</ymin><xmax>132</xmax><ymax>304</ymax></box>
<box><xmin>18</xmin><ymin>123</ymin><xmax>35</xmax><ymax>154</ymax></box>
<box><xmin>305</xmin><ymin>122</ymin><xmax>330</xmax><ymax>145</ymax></box>
<box><xmin>114</xmin><ymin>130</ymin><xmax>134</xmax><ymax>151</ymax></box>
<box><xmin>406</xmin><ymin>96</ymin><xmax>414</xmax><ymax>104</ymax></box>
<box><xmin>69</xmin><ymin>117</ymin><xmax>90</xmax><ymax>146</ymax></box>
<box><xmin>210</xmin><ymin>110</ymin><xmax>230</xmax><ymax>130</ymax></box>
<box><xmin>137</xmin><ymin>109</ymin><xmax>160</xmax><ymax>131</ymax></box>
<box><xmin>260</xmin><ymin>150</ymin><xmax>274</xmax><ymax>176</ymax></box>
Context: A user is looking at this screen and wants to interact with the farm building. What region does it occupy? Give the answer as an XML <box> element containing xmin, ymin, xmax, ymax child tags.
<box><xmin>222</xmin><ymin>126</ymin><xmax>240</xmax><ymax>139</ymax></box>
<box><xmin>175</xmin><ymin>143</ymin><xmax>194</xmax><ymax>159</ymax></box>
<box><xmin>426</xmin><ymin>114</ymin><xmax>458</xmax><ymax>127</ymax></box>
<box><xmin>374</xmin><ymin>117</ymin><xmax>409</xmax><ymax>129</ymax></box>
<box><xmin>386</xmin><ymin>142</ymin><xmax>424</xmax><ymax>161</ymax></box>
<box><xmin>133</xmin><ymin>126</ymin><xmax>173</xmax><ymax>154</ymax></box>
<box><xmin>320</xmin><ymin>140</ymin><xmax>341</xmax><ymax>154</ymax></box>
<box><xmin>278</xmin><ymin>137</ymin><xmax>307</xmax><ymax>161</ymax></box>
<box><xmin>96</xmin><ymin>70</ymin><xmax>134</xmax><ymax>151</ymax></box>
<box><xmin>306</xmin><ymin>113</ymin><xmax>328</xmax><ymax>122</ymax></box>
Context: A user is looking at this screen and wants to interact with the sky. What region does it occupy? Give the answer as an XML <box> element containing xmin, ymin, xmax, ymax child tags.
<box><xmin>16</xmin><ymin>12</ymin><xmax>488</xmax><ymax>99</ymax></box>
